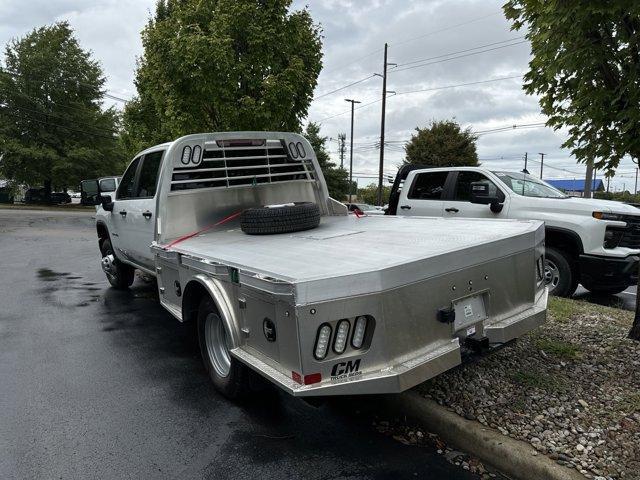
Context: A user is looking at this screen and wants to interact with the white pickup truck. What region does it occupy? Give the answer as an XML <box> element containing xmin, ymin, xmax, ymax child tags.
<box><xmin>92</xmin><ymin>132</ymin><xmax>547</xmax><ymax>399</ymax></box>
<box><xmin>388</xmin><ymin>166</ymin><xmax>640</xmax><ymax>297</ymax></box>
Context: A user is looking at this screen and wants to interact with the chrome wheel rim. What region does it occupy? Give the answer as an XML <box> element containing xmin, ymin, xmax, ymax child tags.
<box><xmin>544</xmin><ymin>259</ymin><xmax>560</xmax><ymax>293</ymax></box>
<box><xmin>101</xmin><ymin>250</ymin><xmax>117</xmax><ymax>283</ymax></box>
<box><xmin>205</xmin><ymin>313</ymin><xmax>231</xmax><ymax>377</ymax></box>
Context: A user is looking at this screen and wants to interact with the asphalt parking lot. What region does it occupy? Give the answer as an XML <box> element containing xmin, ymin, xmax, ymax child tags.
<box><xmin>0</xmin><ymin>209</ymin><xmax>476</xmax><ymax>480</ymax></box>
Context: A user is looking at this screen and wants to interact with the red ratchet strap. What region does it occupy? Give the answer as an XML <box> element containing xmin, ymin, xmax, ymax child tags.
<box><xmin>164</xmin><ymin>210</ymin><xmax>242</xmax><ymax>249</ymax></box>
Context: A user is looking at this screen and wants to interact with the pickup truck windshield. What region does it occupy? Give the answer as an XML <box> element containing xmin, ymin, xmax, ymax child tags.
<box><xmin>493</xmin><ymin>171</ymin><xmax>569</xmax><ymax>198</ymax></box>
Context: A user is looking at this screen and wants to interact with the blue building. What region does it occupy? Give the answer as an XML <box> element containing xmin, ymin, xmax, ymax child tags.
<box><xmin>545</xmin><ymin>179</ymin><xmax>604</xmax><ymax>196</ymax></box>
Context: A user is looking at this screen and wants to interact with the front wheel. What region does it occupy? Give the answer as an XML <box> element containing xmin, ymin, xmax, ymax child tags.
<box><xmin>197</xmin><ymin>296</ymin><xmax>249</xmax><ymax>399</ymax></box>
<box><xmin>100</xmin><ymin>239</ymin><xmax>135</xmax><ymax>289</ymax></box>
<box><xmin>544</xmin><ymin>247</ymin><xmax>577</xmax><ymax>297</ymax></box>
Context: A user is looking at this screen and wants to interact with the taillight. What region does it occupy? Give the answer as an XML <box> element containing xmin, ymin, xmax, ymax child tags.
<box><xmin>192</xmin><ymin>145</ymin><xmax>202</xmax><ymax>164</ymax></box>
<box><xmin>180</xmin><ymin>145</ymin><xmax>192</xmax><ymax>164</ymax></box>
<box><xmin>352</xmin><ymin>316</ymin><xmax>368</xmax><ymax>349</ymax></box>
<box><xmin>333</xmin><ymin>320</ymin><xmax>350</xmax><ymax>354</ymax></box>
<box><xmin>314</xmin><ymin>324</ymin><xmax>332</xmax><ymax>360</ymax></box>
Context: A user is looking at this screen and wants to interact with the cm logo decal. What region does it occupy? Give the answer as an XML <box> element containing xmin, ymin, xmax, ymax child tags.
<box><xmin>330</xmin><ymin>359</ymin><xmax>362</xmax><ymax>380</ymax></box>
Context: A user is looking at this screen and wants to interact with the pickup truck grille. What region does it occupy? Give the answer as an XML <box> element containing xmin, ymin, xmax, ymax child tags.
<box><xmin>171</xmin><ymin>139</ymin><xmax>314</xmax><ymax>191</ymax></box>
<box><xmin>618</xmin><ymin>214</ymin><xmax>640</xmax><ymax>249</ymax></box>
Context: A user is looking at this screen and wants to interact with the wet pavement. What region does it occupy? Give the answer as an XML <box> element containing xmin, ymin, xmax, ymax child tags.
<box><xmin>0</xmin><ymin>209</ymin><xmax>477</xmax><ymax>480</ymax></box>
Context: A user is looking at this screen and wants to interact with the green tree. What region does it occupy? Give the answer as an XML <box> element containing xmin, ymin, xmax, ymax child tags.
<box><xmin>357</xmin><ymin>183</ymin><xmax>391</xmax><ymax>205</ymax></box>
<box><xmin>403</xmin><ymin>119</ymin><xmax>479</xmax><ymax>167</ymax></box>
<box><xmin>504</xmin><ymin>1</ymin><xmax>640</xmax><ymax>340</ymax></box>
<box><xmin>0</xmin><ymin>22</ymin><xmax>123</xmax><ymax>196</ymax></box>
<box><xmin>123</xmin><ymin>0</ymin><xmax>323</xmax><ymax>155</ymax></box>
<box><xmin>304</xmin><ymin>122</ymin><xmax>351</xmax><ymax>200</ymax></box>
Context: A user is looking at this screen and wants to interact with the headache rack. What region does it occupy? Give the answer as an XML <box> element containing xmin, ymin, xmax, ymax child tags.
<box><xmin>170</xmin><ymin>139</ymin><xmax>315</xmax><ymax>191</ymax></box>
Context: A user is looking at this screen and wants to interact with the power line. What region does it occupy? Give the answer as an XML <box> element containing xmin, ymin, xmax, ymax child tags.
<box><xmin>395</xmin><ymin>75</ymin><xmax>523</xmax><ymax>96</ymax></box>
<box><xmin>393</xmin><ymin>36</ymin><xmax>525</xmax><ymax>68</ymax></box>
<box><xmin>313</xmin><ymin>74</ymin><xmax>377</xmax><ymax>100</ymax></box>
<box><xmin>390</xmin><ymin>12</ymin><xmax>500</xmax><ymax>48</ymax></box>
<box><xmin>474</xmin><ymin>122</ymin><xmax>547</xmax><ymax>136</ymax></box>
<box><xmin>390</xmin><ymin>40</ymin><xmax>528</xmax><ymax>73</ymax></box>
<box><xmin>320</xmin><ymin>11</ymin><xmax>500</xmax><ymax>76</ymax></box>
<box><xmin>2</xmin><ymin>103</ymin><xmax>119</xmax><ymax>135</ymax></box>
<box><xmin>0</xmin><ymin>69</ymin><xmax>132</xmax><ymax>103</ymax></box>
<box><xmin>0</xmin><ymin>107</ymin><xmax>116</xmax><ymax>140</ymax></box>
<box><xmin>313</xmin><ymin>75</ymin><xmax>524</xmax><ymax>123</ymax></box>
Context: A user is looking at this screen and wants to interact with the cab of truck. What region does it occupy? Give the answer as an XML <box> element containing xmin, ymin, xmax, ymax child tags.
<box><xmin>388</xmin><ymin>165</ymin><xmax>640</xmax><ymax>297</ymax></box>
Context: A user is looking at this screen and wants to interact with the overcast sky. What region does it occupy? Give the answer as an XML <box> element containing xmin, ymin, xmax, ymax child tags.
<box><xmin>1</xmin><ymin>0</ymin><xmax>637</xmax><ymax>191</ymax></box>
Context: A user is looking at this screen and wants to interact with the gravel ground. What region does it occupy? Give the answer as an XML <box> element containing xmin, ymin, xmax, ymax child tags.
<box><xmin>416</xmin><ymin>297</ymin><xmax>640</xmax><ymax>480</ymax></box>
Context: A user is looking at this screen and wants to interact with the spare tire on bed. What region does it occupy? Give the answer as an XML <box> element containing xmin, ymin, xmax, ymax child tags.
<box><xmin>240</xmin><ymin>202</ymin><xmax>321</xmax><ymax>235</ymax></box>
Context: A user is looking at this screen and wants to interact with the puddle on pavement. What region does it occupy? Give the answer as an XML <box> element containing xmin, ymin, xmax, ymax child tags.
<box><xmin>36</xmin><ymin>268</ymin><xmax>105</xmax><ymax>308</ymax></box>
<box><xmin>37</xmin><ymin>268</ymin><xmax>71</xmax><ymax>281</ymax></box>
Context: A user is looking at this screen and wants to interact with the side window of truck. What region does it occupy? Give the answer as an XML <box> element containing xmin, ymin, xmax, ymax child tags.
<box><xmin>136</xmin><ymin>151</ymin><xmax>164</xmax><ymax>198</ymax></box>
<box><xmin>454</xmin><ymin>171</ymin><xmax>499</xmax><ymax>201</ymax></box>
<box><xmin>117</xmin><ymin>157</ymin><xmax>141</xmax><ymax>200</ymax></box>
<box><xmin>408</xmin><ymin>171</ymin><xmax>449</xmax><ymax>200</ymax></box>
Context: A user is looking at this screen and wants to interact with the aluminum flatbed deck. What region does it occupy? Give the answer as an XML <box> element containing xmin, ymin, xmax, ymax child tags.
<box><xmin>166</xmin><ymin>215</ymin><xmax>543</xmax><ymax>304</ymax></box>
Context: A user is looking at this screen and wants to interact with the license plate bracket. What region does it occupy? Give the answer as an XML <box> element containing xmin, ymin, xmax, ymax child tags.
<box><xmin>453</xmin><ymin>294</ymin><xmax>487</xmax><ymax>332</ymax></box>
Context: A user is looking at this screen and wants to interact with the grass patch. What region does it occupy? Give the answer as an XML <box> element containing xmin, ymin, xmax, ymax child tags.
<box><xmin>548</xmin><ymin>296</ymin><xmax>578</xmax><ymax>323</ymax></box>
<box><xmin>511</xmin><ymin>369</ymin><xmax>567</xmax><ymax>393</ymax></box>
<box><xmin>534</xmin><ymin>337</ymin><xmax>581</xmax><ymax>360</ymax></box>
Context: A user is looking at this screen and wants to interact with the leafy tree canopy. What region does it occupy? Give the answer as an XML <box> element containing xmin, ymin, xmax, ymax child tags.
<box><xmin>304</xmin><ymin>122</ymin><xmax>351</xmax><ymax>200</ymax></box>
<box><xmin>0</xmin><ymin>22</ymin><xmax>123</xmax><ymax>192</ymax></box>
<box><xmin>504</xmin><ymin>0</ymin><xmax>640</xmax><ymax>173</ymax></box>
<box><xmin>505</xmin><ymin>0</ymin><xmax>640</xmax><ymax>341</ymax></box>
<box><xmin>358</xmin><ymin>183</ymin><xmax>391</xmax><ymax>205</ymax></box>
<box><xmin>403</xmin><ymin>119</ymin><xmax>479</xmax><ymax>167</ymax></box>
<box><xmin>123</xmin><ymin>0</ymin><xmax>323</xmax><ymax>156</ymax></box>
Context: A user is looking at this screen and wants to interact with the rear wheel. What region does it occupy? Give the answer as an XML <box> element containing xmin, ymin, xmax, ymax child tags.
<box><xmin>100</xmin><ymin>239</ymin><xmax>135</xmax><ymax>289</ymax></box>
<box><xmin>544</xmin><ymin>247</ymin><xmax>577</xmax><ymax>297</ymax></box>
<box><xmin>197</xmin><ymin>296</ymin><xmax>249</xmax><ymax>399</ymax></box>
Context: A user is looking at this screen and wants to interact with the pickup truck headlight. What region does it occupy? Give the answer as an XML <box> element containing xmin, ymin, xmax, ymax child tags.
<box><xmin>593</xmin><ymin>211</ymin><xmax>625</xmax><ymax>221</ymax></box>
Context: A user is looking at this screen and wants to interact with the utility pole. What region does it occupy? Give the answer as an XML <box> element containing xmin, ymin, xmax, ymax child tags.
<box><xmin>345</xmin><ymin>98</ymin><xmax>361</xmax><ymax>203</ymax></box>
<box><xmin>584</xmin><ymin>157</ymin><xmax>594</xmax><ymax>198</ymax></box>
<box><xmin>338</xmin><ymin>133</ymin><xmax>346</xmax><ymax>169</ymax></box>
<box><xmin>523</xmin><ymin>152</ymin><xmax>528</xmax><ymax>173</ymax></box>
<box><xmin>538</xmin><ymin>152</ymin><xmax>546</xmax><ymax>178</ymax></box>
<box><xmin>607</xmin><ymin>176</ymin><xmax>610</xmax><ymax>192</ymax></box>
<box><xmin>375</xmin><ymin>43</ymin><xmax>396</xmax><ymax>206</ymax></box>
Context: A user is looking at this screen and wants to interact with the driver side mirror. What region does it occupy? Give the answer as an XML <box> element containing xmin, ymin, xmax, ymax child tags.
<box><xmin>470</xmin><ymin>181</ymin><xmax>505</xmax><ymax>213</ymax></box>
<box><xmin>100</xmin><ymin>195</ymin><xmax>114</xmax><ymax>212</ymax></box>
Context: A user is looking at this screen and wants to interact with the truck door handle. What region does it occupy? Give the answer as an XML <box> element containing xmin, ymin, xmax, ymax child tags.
<box><xmin>119</xmin><ymin>210</ymin><xmax>127</xmax><ymax>217</ymax></box>
<box><xmin>142</xmin><ymin>211</ymin><xmax>152</xmax><ymax>219</ymax></box>
<box><xmin>400</xmin><ymin>205</ymin><xmax>411</xmax><ymax>210</ymax></box>
<box><xmin>445</xmin><ymin>207</ymin><xmax>459</xmax><ymax>213</ymax></box>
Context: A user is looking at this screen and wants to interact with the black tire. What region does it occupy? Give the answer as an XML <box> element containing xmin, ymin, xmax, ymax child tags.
<box><xmin>544</xmin><ymin>247</ymin><xmax>577</xmax><ymax>297</ymax></box>
<box><xmin>582</xmin><ymin>284</ymin><xmax>629</xmax><ymax>296</ymax></box>
<box><xmin>100</xmin><ymin>239</ymin><xmax>135</xmax><ymax>289</ymax></box>
<box><xmin>240</xmin><ymin>202</ymin><xmax>320</xmax><ymax>235</ymax></box>
<box><xmin>197</xmin><ymin>296</ymin><xmax>249</xmax><ymax>399</ymax></box>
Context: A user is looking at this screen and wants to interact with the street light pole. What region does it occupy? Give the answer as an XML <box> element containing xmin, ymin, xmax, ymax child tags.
<box><xmin>345</xmin><ymin>98</ymin><xmax>361</xmax><ymax>203</ymax></box>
